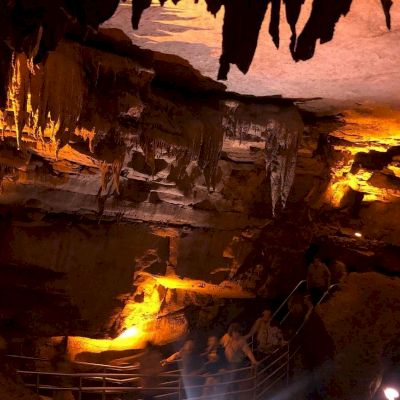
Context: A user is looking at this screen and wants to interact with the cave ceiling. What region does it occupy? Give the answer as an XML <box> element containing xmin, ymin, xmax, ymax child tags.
<box><xmin>107</xmin><ymin>0</ymin><xmax>400</xmax><ymax>108</ymax></box>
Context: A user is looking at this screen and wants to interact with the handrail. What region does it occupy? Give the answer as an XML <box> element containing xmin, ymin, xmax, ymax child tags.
<box><xmin>317</xmin><ymin>283</ymin><xmax>339</xmax><ymax>305</ymax></box>
<box><xmin>6</xmin><ymin>354</ymin><xmax>141</xmax><ymax>371</ymax></box>
<box><xmin>292</xmin><ymin>283</ymin><xmax>339</xmax><ymax>337</ymax></box>
<box><xmin>9</xmin><ymin>280</ymin><xmax>340</xmax><ymax>400</ymax></box>
<box><xmin>270</xmin><ymin>280</ymin><xmax>307</xmax><ymax>322</ymax></box>
<box><xmin>250</xmin><ymin>279</ymin><xmax>306</xmax><ymax>350</ymax></box>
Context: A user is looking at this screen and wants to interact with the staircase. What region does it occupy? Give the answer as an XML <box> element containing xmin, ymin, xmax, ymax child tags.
<box><xmin>6</xmin><ymin>282</ymin><xmax>339</xmax><ymax>399</ymax></box>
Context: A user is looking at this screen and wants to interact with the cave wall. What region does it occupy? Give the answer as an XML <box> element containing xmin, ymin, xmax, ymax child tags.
<box><xmin>302</xmin><ymin>272</ymin><xmax>400</xmax><ymax>400</ymax></box>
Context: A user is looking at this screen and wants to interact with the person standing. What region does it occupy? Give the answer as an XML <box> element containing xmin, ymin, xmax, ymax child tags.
<box><xmin>162</xmin><ymin>339</ymin><xmax>203</xmax><ymax>398</ymax></box>
<box><xmin>221</xmin><ymin>323</ymin><xmax>258</xmax><ymax>369</ymax></box>
<box><xmin>245</xmin><ymin>310</ymin><xmax>286</xmax><ymax>355</ymax></box>
<box><xmin>138</xmin><ymin>342</ymin><xmax>164</xmax><ymax>400</ymax></box>
<box><xmin>201</xmin><ymin>335</ymin><xmax>227</xmax><ymax>398</ymax></box>
<box><xmin>328</xmin><ymin>259</ymin><xmax>348</xmax><ymax>285</ymax></box>
<box><xmin>307</xmin><ymin>258</ymin><xmax>331</xmax><ymax>305</ymax></box>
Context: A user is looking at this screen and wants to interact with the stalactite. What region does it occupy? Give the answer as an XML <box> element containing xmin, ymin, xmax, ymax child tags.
<box><xmin>198</xmin><ymin>109</ymin><xmax>223</xmax><ymax>191</ymax></box>
<box><xmin>223</xmin><ymin>102</ymin><xmax>303</xmax><ymax>216</ymax></box>
<box><xmin>381</xmin><ymin>0</ymin><xmax>393</xmax><ymax>29</ymax></box>
<box><xmin>283</xmin><ymin>0</ymin><xmax>306</xmax><ymax>56</ymax></box>
<box><xmin>6</xmin><ymin>44</ymin><xmax>84</xmax><ymax>154</ymax></box>
<box><xmin>30</xmin><ymin>43</ymin><xmax>84</xmax><ymax>152</ymax></box>
<box><xmin>129</xmin><ymin>0</ymin><xmax>392</xmax><ymax>80</ymax></box>
<box><xmin>9</xmin><ymin>53</ymin><xmax>30</xmax><ymax>150</ymax></box>
<box><xmin>264</xmin><ymin>117</ymin><xmax>302</xmax><ymax>216</ymax></box>
<box><xmin>131</xmin><ymin>0</ymin><xmax>152</xmax><ymax>29</ymax></box>
<box><xmin>1</xmin><ymin>0</ymin><xmax>393</xmax><ymax>85</ymax></box>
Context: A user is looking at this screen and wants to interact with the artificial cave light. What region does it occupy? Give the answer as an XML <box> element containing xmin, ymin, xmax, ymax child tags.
<box><xmin>384</xmin><ymin>387</ymin><xmax>400</xmax><ymax>400</ymax></box>
<box><xmin>118</xmin><ymin>326</ymin><xmax>140</xmax><ymax>339</ymax></box>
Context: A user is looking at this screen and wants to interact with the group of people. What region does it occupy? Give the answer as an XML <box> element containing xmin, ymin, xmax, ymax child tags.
<box><xmin>130</xmin><ymin>310</ymin><xmax>286</xmax><ymax>399</ymax></box>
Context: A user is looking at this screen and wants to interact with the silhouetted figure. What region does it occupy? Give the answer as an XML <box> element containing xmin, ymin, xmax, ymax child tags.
<box><xmin>51</xmin><ymin>337</ymin><xmax>74</xmax><ymax>400</ymax></box>
<box><xmin>221</xmin><ymin>323</ymin><xmax>257</xmax><ymax>399</ymax></box>
<box><xmin>138</xmin><ymin>342</ymin><xmax>164</xmax><ymax>400</ymax></box>
<box><xmin>328</xmin><ymin>259</ymin><xmax>348</xmax><ymax>285</ymax></box>
<box><xmin>287</xmin><ymin>293</ymin><xmax>313</xmax><ymax>335</ymax></box>
<box><xmin>202</xmin><ymin>335</ymin><xmax>227</xmax><ymax>398</ymax></box>
<box><xmin>162</xmin><ymin>339</ymin><xmax>203</xmax><ymax>398</ymax></box>
<box><xmin>245</xmin><ymin>310</ymin><xmax>286</xmax><ymax>354</ymax></box>
<box><xmin>221</xmin><ymin>323</ymin><xmax>258</xmax><ymax>369</ymax></box>
<box><xmin>307</xmin><ymin>259</ymin><xmax>331</xmax><ymax>305</ymax></box>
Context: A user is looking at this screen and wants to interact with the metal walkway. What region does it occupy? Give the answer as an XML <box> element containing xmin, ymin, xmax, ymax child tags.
<box><xmin>6</xmin><ymin>282</ymin><xmax>339</xmax><ymax>399</ymax></box>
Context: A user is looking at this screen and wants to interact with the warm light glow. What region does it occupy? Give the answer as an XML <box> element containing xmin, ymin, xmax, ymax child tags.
<box><xmin>150</xmin><ymin>273</ymin><xmax>255</xmax><ymax>298</ymax></box>
<box><xmin>118</xmin><ymin>326</ymin><xmax>139</xmax><ymax>339</ymax></box>
<box><xmin>65</xmin><ymin>272</ymin><xmax>254</xmax><ymax>359</ymax></box>
<box><xmin>354</xmin><ymin>232</ymin><xmax>362</xmax><ymax>238</ymax></box>
<box><xmin>325</xmin><ymin>106</ymin><xmax>400</xmax><ymax>207</ymax></box>
<box><xmin>384</xmin><ymin>387</ymin><xmax>399</xmax><ymax>400</ymax></box>
<box><xmin>65</xmin><ymin>274</ymin><xmax>188</xmax><ymax>359</ymax></box>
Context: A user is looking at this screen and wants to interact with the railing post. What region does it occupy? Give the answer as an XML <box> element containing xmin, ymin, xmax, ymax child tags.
<box><xmin>102</xmin><ymin>374</ymin><xmax>106</xmax><ymax>400</ymax></box>
<box><xmin>252</xmin><ymin>364</ymin><xmax>258</xmax><ymax>400</ymax></box>
<box><xmin>78</xmin><ymin>376</ymin><xmax>82</xmax><ymax>400</ymax></box>
<box><xmin>286</xmin><ymin>343</ymin><xmax>290</xmax><ymax>387</ymax></box>
<box><xmin>178</xmin><ymin>377</ymin><xmax>182</xmax><ymax>400</ymax></box>
<box><xmin>36</xmin><ymin>373</ymin><xmax>40</xmax><ymax>394</ymax></box>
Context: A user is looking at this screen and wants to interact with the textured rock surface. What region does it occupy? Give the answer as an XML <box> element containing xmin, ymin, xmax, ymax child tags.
<box><xmin>0</xmin><ymin>32</ymin><xmax>399</xmax><ymax>348</ymax></box>
<box><xmin>302</xmin><ymin>272</ymin><xmax>400</xmax><ymax>400</ymax></box>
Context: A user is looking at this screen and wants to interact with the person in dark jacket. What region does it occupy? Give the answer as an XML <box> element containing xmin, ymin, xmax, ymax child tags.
<box><xmin>307</xmin><ymin>258</ymin><xmax>331</xmax><ymax>305</ymax></box>
<box><xmin>328</xmin><ymin>259</ymin><xmax>348</xmax><ymax>285</ymax></box>
<box><xmin>202</xmin><ymin>335</ymin><xmax>227</xmax><ymax>398</ymax></box>
<box><xmin>138</xmin><ymin>342</ymin><xmax>164</xmax><ymax>400</ymax></box>
<box><xmin>162</xmin><ymin>339</ymin><xmax>204</xmax><ymax>398</ymax></box>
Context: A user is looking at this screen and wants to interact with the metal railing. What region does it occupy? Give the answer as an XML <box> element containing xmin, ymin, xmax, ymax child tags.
<box><xmin>7</xmin><ymin>281</ymin><xmax>340</xmax><ymax>400</ymax></box>
<box><xmin>12</xmin><ymin>348</ymin><xmax>290</xmax><ymax>400</ymax></box>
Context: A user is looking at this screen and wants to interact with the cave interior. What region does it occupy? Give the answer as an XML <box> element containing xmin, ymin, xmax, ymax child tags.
<box><xmin>0</xmin><ymin>1</ymin><xmax>400</xmax><ymax>399</ymax></box>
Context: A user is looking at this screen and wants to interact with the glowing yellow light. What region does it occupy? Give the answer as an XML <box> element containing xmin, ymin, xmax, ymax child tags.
<box><xmin>118</xmin><ymin>326</ymin><xmax>139</xmax><ymax>339</ymax></box>
<box><xmin>384</xmin><ymin>387</ymin><xmax>399</xmax><ymax>400</ymax></box>
<box><xmin>354</xmin><ymin>232</ymin><xmax>362</xmax><ymax>238</ymax></box>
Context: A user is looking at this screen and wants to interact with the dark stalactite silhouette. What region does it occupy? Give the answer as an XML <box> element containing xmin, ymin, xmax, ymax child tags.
<box><xmin>0</xmin><ymin>0</ymin><xmax>394</xmax><ymax>83</ymax></box>
<box><xmin>218</xmin><ymin>0</ymin><xmax>270</xmax><ymax>80</ymax></box>
<box><xmin>130</xmin><ymin>0</ymin><xmax>393</xmax><ymax>79</ymax></box>
<box><xmin>283</xmin><ymin>0</ymin><xmax>306</xmax><ymax>57</ymax></box>
<box><xmin>381</xmin><ymin>0</ymin><xmax>393</xmax><ymax>29</ymax></box>
<box><xmin>131</xmin><ymin>0</ymin><xmax>152</xmax><ymax>29</ymax></box>
<box><xmin>293</xmin><ymin>0</ymin><xmax>353</xmax><ymax>61</ymax></box>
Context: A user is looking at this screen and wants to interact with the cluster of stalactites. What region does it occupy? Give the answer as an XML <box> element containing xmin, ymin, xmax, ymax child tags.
<box><xmin>3</xmin><ymin>46</ymin><xmax>128</xmax><ymax>201</ymax></box>
<box><xmin>224</xmin><ymin>102</ymin><xmax>303</xmax><ymax>216</ymax></box>
<box><xmin>6</xmin><ymin>45</ymin><xmax>84</xmax><ymax>152</ymax></box>
<box><xmin>131</xmin><ymin>0</ymin><xmax>393</xmax><ymax>80</ymax></box>
<box><xmin>137</xmin><ymin>104</ymin><xmax>223</xmax><ymax>190</ymax></box>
